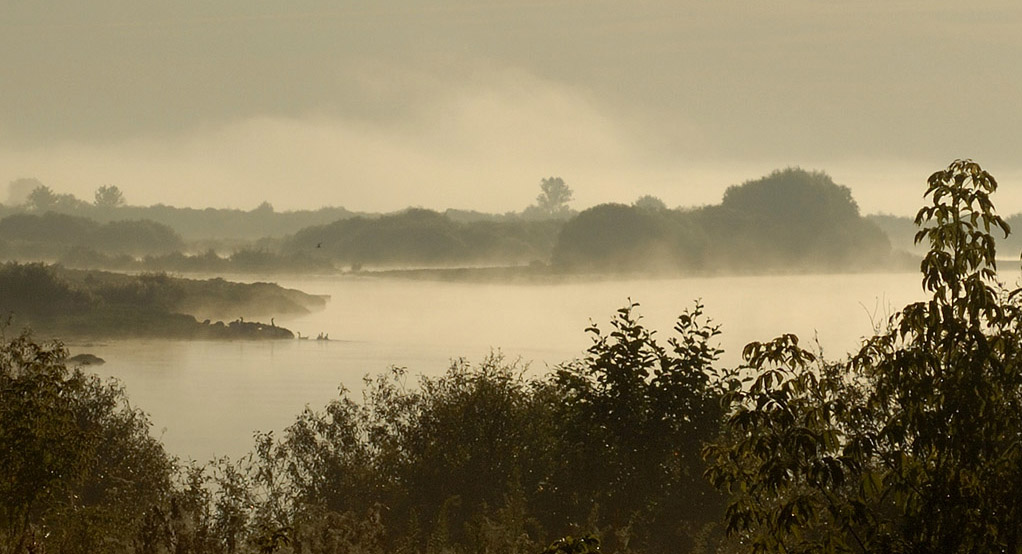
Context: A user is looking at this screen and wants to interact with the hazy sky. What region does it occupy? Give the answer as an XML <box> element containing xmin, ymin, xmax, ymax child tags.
<box><xmin>3</xmin><ymin>1</ymin><xmax>1021</xmax><ymax>214</ymax></box>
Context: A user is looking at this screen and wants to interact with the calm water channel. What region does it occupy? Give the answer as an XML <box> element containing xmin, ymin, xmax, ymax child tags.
<box><xmin>72</xmin><ymin>272</ymin><xmax>936</xmax><ymax>461</ymax></box>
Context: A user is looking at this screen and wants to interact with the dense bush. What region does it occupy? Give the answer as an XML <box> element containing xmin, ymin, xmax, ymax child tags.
<box><xmin>0</xmin><ymin>332</ymin><xmax>175</xmax><ymax>553</ymax></box>
<box><xmin>546</xmin><ymin>302</ymin><xmax>727</xmax><ymax>553</ymax></box>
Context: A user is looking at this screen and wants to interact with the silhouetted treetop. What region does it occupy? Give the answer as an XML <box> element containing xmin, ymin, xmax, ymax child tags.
<box><xmin>537</xmin><ymin>177</ymin><xmax>573</xmax><ymax>214</ymax></box>
<box><xmin>633</xmin><ymin>194</ymin><xmax>667</xmax><ymax>212</ymax></box>
<box><xmin>93</xmin><ymin>185</ymin><xmax>125</xmax><ymax>208</ymax></box>
<box><xmin>720</xmin><ymin>167</ymin><xmax>860</xmax><ymax>223</ymax></box>
<box><xmin>522</xmin><ymin>177</ymin><xmax>576</xmax><ymax>220</ymax></box>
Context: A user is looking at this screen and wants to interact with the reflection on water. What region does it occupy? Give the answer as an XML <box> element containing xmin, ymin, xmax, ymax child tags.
<box><xmin>74</xmin><ymin>272</ymin><xmax>932</xmax><ymax>461</ymax></box>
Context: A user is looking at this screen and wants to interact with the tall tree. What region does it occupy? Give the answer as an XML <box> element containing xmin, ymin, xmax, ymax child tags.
<box><xmin>535</xmin><ymin>177</ymin><xmax>574</xmax><ymax>217</ymax></box>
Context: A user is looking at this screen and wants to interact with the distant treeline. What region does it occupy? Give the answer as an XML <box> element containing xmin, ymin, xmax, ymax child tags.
<box><xmin>284</xmin><ymin>169</ymin><xmax>898</xmax><ymax>273</ymax></box>
<box><xmin>60</xmin><ymin>246</ymin><xmax>337</xmax><ymax>275</ymax></box>
<box><xmin>0</xmin><ymin>212</ymin><xmax>183</xmax><ymax>258</ymax></box>
<box><xmin>0</xmin><ymin>186</ymin><xmax>360</xmax><ymax>240</ymax></box>
<box><xmin>0</xmin><ymin>212</ymin><xmax>336</xmax><ymax>274</ymax></box>
<box><xmin>555</xmin><ymin>168</ymin><xmax>894</xmax><ymax>273</ymax></box>
<box><xmin>284</xmin><ymin>209</ymin><xmax>562</xmax><ymax>268</ymax></box>
<box><xmin>96</xmin><ymin>203</ymin><xmax>360</xmax><ymax>241</ymax></box>
<box><xmin>0</xmin><ymin>263</ymin><xmax>325</xmax><ymax>338</ymax></box>
<box><xmin>2</xmin><ymin>168</ymin><xmax>919</xmax><ymax>274</ymax></box>
<box><xmin>0</xmin><ymin>181</ymin><xmax>545</xmax><ymax>242</ymax></box>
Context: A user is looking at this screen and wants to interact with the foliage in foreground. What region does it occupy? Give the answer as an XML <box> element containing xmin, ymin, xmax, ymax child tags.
<box><xmin>0</xmin><ymin>303</ymin><xmax>727</xmax><ymax>554</ymax></box>
<box><xmin>237</xmin><ymin>300</ymin><xmax>727</xmax><ymax>554</ymax></box>
<box><xmin>0</xmin><ymin>331</ymin><xmax>174</xmax><ymax>553</ymax></box>
<box><xmin>705</xmin><ymin>159</ymin><xmax>1022</xmax><ymax>552</ymax></box>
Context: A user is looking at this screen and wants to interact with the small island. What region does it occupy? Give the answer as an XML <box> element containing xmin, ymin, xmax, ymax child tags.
<box><xmin>0</xmin><ymin>263</ymin><xmax>326</xmax><ymax>340</ymax></box>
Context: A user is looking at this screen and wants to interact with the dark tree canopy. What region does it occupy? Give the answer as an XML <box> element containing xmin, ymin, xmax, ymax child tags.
<box><xmin>698</xmin><ymin>168</ymin><xmax>889</xmax><ymax>269</ymax></box>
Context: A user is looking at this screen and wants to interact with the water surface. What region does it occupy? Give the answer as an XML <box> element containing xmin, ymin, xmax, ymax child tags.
<box><xmin>76</xmin><ymin>272</ymin><xmax>931</xmax><ymax>461</ymax></box>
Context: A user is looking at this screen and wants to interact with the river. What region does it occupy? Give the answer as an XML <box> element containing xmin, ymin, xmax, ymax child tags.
<box><xmin>73</xmin><ymin>271</ymin><xmax>932</xmax><ymax>461</ymax></box>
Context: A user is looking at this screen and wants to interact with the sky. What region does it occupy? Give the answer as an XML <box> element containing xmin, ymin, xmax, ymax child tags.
<box><xmin>2</xmin><ymin>1</ymin><xmax>1021</xmax><ymax>214</ymax></box>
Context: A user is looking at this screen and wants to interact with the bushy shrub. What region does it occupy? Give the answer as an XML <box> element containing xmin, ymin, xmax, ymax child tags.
<box><xmin>0</xmin><ymin>331</ymin><xmax>175</xmax><ymax>553</ymax></box>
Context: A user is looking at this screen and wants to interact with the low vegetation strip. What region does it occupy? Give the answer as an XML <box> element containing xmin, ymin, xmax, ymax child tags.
<box><xmin>3</xmin><ymin>168</ymin><xmax>921</xmax><ymax>276</ymax></box>
<box><xmin>0</xmin><ymin>263</ymin><xmax>325</xmax><ymax>339</ymax></box>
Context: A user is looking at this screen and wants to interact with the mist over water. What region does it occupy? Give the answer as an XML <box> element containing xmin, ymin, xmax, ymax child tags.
<box><xmin>79</xmin><ymin>271</ymin><xmax>933</xmax><ymax>461</ymax></box>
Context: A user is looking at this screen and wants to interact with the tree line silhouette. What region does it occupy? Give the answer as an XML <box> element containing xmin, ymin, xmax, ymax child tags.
<box><xmin>2</xmin><ymin>169</ymin><xmax>901</xmax><ymax>275</ymax></box>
